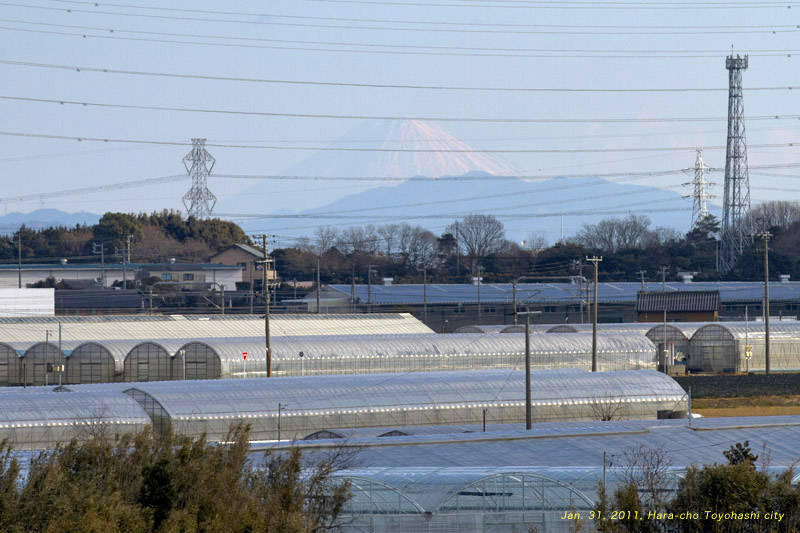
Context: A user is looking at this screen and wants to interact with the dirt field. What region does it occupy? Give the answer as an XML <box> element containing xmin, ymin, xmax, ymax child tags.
<box><xmin>693</xmin><ymin>395</ymin><xmax>800</xmax><ymax>417</ymax></box>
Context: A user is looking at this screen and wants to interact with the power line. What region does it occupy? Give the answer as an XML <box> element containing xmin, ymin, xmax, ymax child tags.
<box><xmin>3</xmin><ymin>25</ymin><xmax>798</xmax><ymax>61</ymax></box>
<box><xmin>3</xmin><ymin>58</ymin><xmax>799</xmax><ymax>93</ymax></box>
<box><xmin>307</xmin><ymin>0</ymin><xmax>800</xmax><ymax>9</ymax></box>
<box><xmin>4</xmin><ymin>96</ymin><xmax>800</xmax><ymax>125</ymax></box>
<box><xmin>38</xmin><ymin>0</ymin><xmax>800</xmax><ymax>28</ymax></box>
<box><xmin>4</xmin><ymin>2</ymin><xmax>799</xmax><ymax>33</ymax></box>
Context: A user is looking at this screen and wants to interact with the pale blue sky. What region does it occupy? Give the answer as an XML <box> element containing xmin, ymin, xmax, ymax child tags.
<box><xmin>1</xmin><ymin>0</ymin><xmax>798</xmax><ymax>239</ymax></box>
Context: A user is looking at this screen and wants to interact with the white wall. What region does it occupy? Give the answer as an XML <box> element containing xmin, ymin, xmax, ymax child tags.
<box><xmin>0</xmin><ymin>288</ymin><xmax>54</xmax><ymax>316</ymax></box>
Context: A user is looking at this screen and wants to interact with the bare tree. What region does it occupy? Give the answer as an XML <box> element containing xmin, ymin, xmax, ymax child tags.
<box><xmin>397</xmin><ymin>224</ymin><xmax>437</xmax><ymax>267</ymax></box>
<box><xmin>573</xmin><ymin>215</ymin><xmax>654</xmax><ymax>253</ymax></box>
<box><xmin>589</xmin><ymin>396</ymin><xmax>624</xmax><ymax>421</ymax></box>
<box><xmin>446</xmin><ymin>214</ymin><xmax>506</xmax><ymax>270</ymax></box>
<box><xmin>613</xmin><ymin>444</ymin><xmax>675</xmax><ymax>511</ymax></box>
<box><xmin>377</xmin><ymin>224</ymin><xmax>402</xmax><ymax>260</ymax></box>
<box><xmin>745</xmin><ymin>200</ymin><xmax>800</xmax><ymax>231</ymax></box>
<box><xmin>523</xmin><ymin>232</ymin><xmax>548</xmax><ymax>253</ymax></box>
<box><xmin>314</xmin><ymin>226</ymin><xmax>340</xmax><ymax>255</ymax></box>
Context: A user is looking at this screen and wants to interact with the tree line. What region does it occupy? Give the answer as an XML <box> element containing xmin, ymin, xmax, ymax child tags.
<box><xmin>275</xmin><ymin>200</ymin><xmax>800</xmax><ymax>285</ymax></box>
<box><xmin>0</xmin><ymin>210</ymin><xmax>249</xmax><ymax>266</ymax></box>
<box><xmin>3</xmin><ymin>201</ymin><xmax>800</xmax><ymax>286</ymax></box>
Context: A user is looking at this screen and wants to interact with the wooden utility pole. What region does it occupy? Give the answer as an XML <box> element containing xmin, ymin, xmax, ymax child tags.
<box><xmin>754</xmin><ymin>231</ymin><xmax>772</xmax><ymax>374</ymax></box>
<box><xmin>586</xmin><ymin>256</ymin><xmax>603</xmax><ymax>372</ymax></box>
<box><xmin>259</xmin><ymin>235</ymin><xmax>272</xmax><ymax>377</ymax></box>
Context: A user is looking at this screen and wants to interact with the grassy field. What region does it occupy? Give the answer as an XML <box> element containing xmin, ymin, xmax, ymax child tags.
<box><xmin>693</xmin><ymin>395</ymin><xmax>800</xmax><ymax>417</ymax></box>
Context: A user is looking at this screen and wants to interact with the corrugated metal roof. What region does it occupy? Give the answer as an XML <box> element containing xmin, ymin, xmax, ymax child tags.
<box><xmin>637</xmin><ymin>290</ymin><xmax>720</xmax><ymax>312</ymax></box>
<box><xmin>325</xmin><ymin>281</ymin><xmax>800</xmax><ymax>305</ymax></box>
<box><xmin>0</xmin><ymin>313</ymin><xmax>433</xmax><ymax>343</ymax></box>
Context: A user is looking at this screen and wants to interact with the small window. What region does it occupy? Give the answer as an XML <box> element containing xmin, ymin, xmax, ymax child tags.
<box><xmin>183</xmin><ymin>273</ymin><xmax>195</xmax><ymax>281</ymax></box>
<box><xmin>160</xmin><ymin>273</ymin><xmax>172</xmax><ymax>281</ymax></box>
<box><xmin>543</xmin><ymin>305</ymin><xmax>557</xmax><ymax>313</ymax></box>
<box><xmin>237</xmin><ymin>262</ymin><xmax>248</xmax><ymax>268</ymax></box>
<box><xmin>485</xmin><ymin>307</ymin><xmax>496</xmax><ymax>313</ymax></box>
<box><xmin>785</xmin><ymin>304</ymin><xmax>799</xmax><ymax>311</ymax></box>
<box><xmin>573</xmin><ymin>306</ymin><xmax>582</xmax><ymax>313</ymax></box>
<box><xmin>453</xmin><ymin>307</ymin><xmax>466</xmax><ymax>314</ymax></box>
<box><xmin>724</xmin><ymin>304</ymin><xmax>738</xmax><ymax>311</ymax></box>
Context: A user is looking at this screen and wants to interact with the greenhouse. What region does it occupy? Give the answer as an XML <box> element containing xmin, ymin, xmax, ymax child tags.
<box><xmin>0</xmin><ymin>332</ymin><xmax>659</xmax><ymax>386</ymax></box>
<box><xmin>546</xmin><ymin>323</ymin><xmax>656</xmax><ymax>335</ymax></box>
<box><xmin>0</xmin><ymin>313</ymin><xmax>432</xmax><ymax>345</ymax></box>
<box><xmin>336</xmin><ymin>467</ymin><xmax>599</xmax><ymax>533</ymax></box>
<box><xmin>688</xmin><ymin>322</ymin><xmax>800</xmax><ymax>372</ymax></box>
<box><xmin>64</xmin><ymin>342</ymin><xmax>123</xmax><ymax>384</ymax></box>
<box><xmin>0</xmin><ymin>389</ymin><xmax>151</xmax><ymax>450</ymax></box>
<box><xmin>121</xmin><ymin>369</ymin><xmax>688</xmax><ymax>441</ymax></box>
<box><xmin>252</xmin><ymin>333</ymin><xmax>658</xmax><ymax>377</ymax></box>
<box><xmin>122</xmin><ymin>341</ymin><xmax>185</xmax><ymax>382</ymax></box>
<box><xmin>644</xmin><ymin>323</ymin><xmax>706</xmax><ymax>365</ymax></box>
<box><xmin>0</xmin><ymin>342</ymin><xmax>18</xmax><ymax>387</ymax></box>
<box><xmin>453</xmin><ymin>325</ymin><xmax>524</xmax><ymax>334</ymax></box>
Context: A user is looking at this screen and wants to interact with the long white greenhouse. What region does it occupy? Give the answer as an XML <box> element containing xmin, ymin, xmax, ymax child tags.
<box><xmin>0</xmin><ymin>368</ymin><xmax>688</xmax><ymax>447</ymax></box>
<box><xmin>0</xmin><ymin>332</ymin><xmax>657</xmax><ymax>386</ymax></box>
<box><xmin>688</xmin><ymin>322</ymin><xmax>800</xmax><ymax>372</ymax></box>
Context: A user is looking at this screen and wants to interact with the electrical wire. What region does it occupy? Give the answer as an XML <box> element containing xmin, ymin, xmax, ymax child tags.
<box><xmin>38</xmin><ymin>0</ymin><xmax>800</xmax><ymax>28</ymax></box>
<box><xmin>4</xmin><ymin>98</ymin><xmax>800</xmax><ymax>126</ymax></box>
<box><xmin>4</xmin><ymin>58</ymin><xmax>799</xmax><ymax>93</ymax></box>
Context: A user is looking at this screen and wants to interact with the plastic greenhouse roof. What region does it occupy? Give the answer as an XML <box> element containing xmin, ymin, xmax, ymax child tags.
<box><xmin>0</xmin><ymin>390</ymin><xmax>150</xmax><ymax>426</ymax></box>
<box><xmin>693</xmin><ymin>322</ymin><xmax>800</xmax><ymax>340</ymax></box>
<box><xmin>0</xmin><ymin>313</ymin><xmax>432</xmax><ymax>344</ymax></box>
<box><xmin>327</xmin><ymin>281</ymin><xmax>800</xmax><ymax>305</ymax></box>
<box><xmin>120</xmin><ymin>368</ymin><xmax>685</xmax><ymax>420</ymax></box>
<box><xmin>268</xmin><ymin>416</ymin><xmax>800</xmax><ymax>472</ymax></box>
<box><xmin>15</xmin><ymin>332</ymin><xmax>655</xmax><ymax>369</ymax></box>
<box><xmin>338</xmin><ymin>466</ymin><xmax>597</xmax><ymax>512</ymax></box>
<box><xmin>546</xmin><ymin>323</ymin><xmax>657</xmax><ymax>334</ymax></box>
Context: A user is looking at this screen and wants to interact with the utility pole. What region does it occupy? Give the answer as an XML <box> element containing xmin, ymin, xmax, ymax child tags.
<box><xmin>754</xmin><ymin>230</ymin><xmax>772</xmax><ymax>374</ymax></box>
<box><xmin>586</xmin><ymin>256</ymin><xmax>603</xmax><ymax>372</ymax></box>
<box><xmin>518</xmin><ymin>311</ymin><xmax>541</xmax><ymax>430</ymax></box>
<box><xmin>256</xmin><ymin>235</ymin><xmax>272</xmax><ymax>377</ymax></box>
<box><xmin>638</xmin><ymin>270</ymin><xmax>647</xmax><ymax>292</ymax></box>
<box><xmin>660</xmin><ymin>266</ymin><xmax>668</xmax><ymax>291</ymax></box>
<box><xmin>12</xmin><ymin>231</ymin><xmax>21</xmax><ymax>288</ymax></box>
<box><xmin>93</xmin><ymin>242</ymin><xmax>106</xmax><ymax>288</ymax></box>
<box><xmin>316</xmin><ymin>258</ymin><xmax>321</xmax><ymax>314</ymax></box>
<box><xmin>454</xmin><ymin>221</ymin><xmax>460</xmax><ymax>277</ymax></box>
<box><xmin>351</xmin><ymin>264</ymin><xmax>356</xmax><ymax>311</ymax></box>
<box><xmin>367</xmin><ymin>265</ymin><xmax>377</xmax><ymax>313</ymax></box>
<box><xmin>115</xmin><ymin>234</ymin><xmax>131</xmax><ymax>290</ymax></box>
<box><xmin>418</xmin><ymin>262</ymin><xmax>428</xmax><ymax>324</ymax></box>
<box><xmin>477</xmin><ymin>266</ymin><xmax>483</xmax><ymax>325</ymax></box>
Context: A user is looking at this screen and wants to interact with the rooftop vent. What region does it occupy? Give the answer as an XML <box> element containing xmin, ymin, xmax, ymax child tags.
<box><xmin>472</xmin><ymin>277</ymin><xmax>483</xmax><ymax>286</ymax></box>
<box><xmin>780</xmin><ymin>274</ymin><xmax>791</xmax><ymax>283</ymax></box>
<box><xmin>168</xmin><ymin>257</ymin><xmax>176</xmax><ymax>264</ymax></box>
<box><xmin>59</xmin><ymin>258</ymin><xmax>68</xmax><ymax>265</ymax></box>
<box><xmin>382</xmin><ymin>277</ymin><xmax>394</xmax><ymax>286</ymax></box>
<box><xmin>678</xmin><ymin>272</ymin><xmax>694</xmax><ymax>284</ymax></box>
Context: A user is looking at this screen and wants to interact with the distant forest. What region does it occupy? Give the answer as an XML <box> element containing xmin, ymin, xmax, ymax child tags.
<box><xmin>2</xmin><ymin>201</ymin><xmax>799</xmax><ymax>285</ymax></box>
<box><xmin>0</xmin><ymin>210</ymin><xmax>249</xmax><ymax>265</ymax></box>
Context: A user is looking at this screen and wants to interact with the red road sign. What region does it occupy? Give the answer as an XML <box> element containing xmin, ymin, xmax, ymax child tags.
<box><xmin>243</xmin><ymin>352</ymin><xmax>248</xmax><ymax>360</ymax></box>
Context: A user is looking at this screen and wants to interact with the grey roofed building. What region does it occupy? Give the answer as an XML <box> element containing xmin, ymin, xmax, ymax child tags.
<box><xmin>328</xmin><ymin>281</ymin><xmax>799</xmax><ymax>306</ymax></box>
<box><xmin>637</xmin><ymin>290</ymin><xmax>720</xmax><ymax>313</ymax></box>
<box><xmin>298</xmin><ymin>282</ymin><xmax>799</xmax><ymax>331</ymax></box>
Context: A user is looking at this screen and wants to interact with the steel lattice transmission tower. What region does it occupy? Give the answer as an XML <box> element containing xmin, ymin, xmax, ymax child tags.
<box><xmin>720</xmin><ymin>54</ymin><xmax>751</xmax><ymax>271</ymax></box>
<box><xmin>182</xmin><ymin>138</ymin><xmax>217</xmax><ymax>218</ymax></box>
<box><xmin>690</xmin><ymin>149</ymin><xmax>714</xmax><ymax>227</ymax></box>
